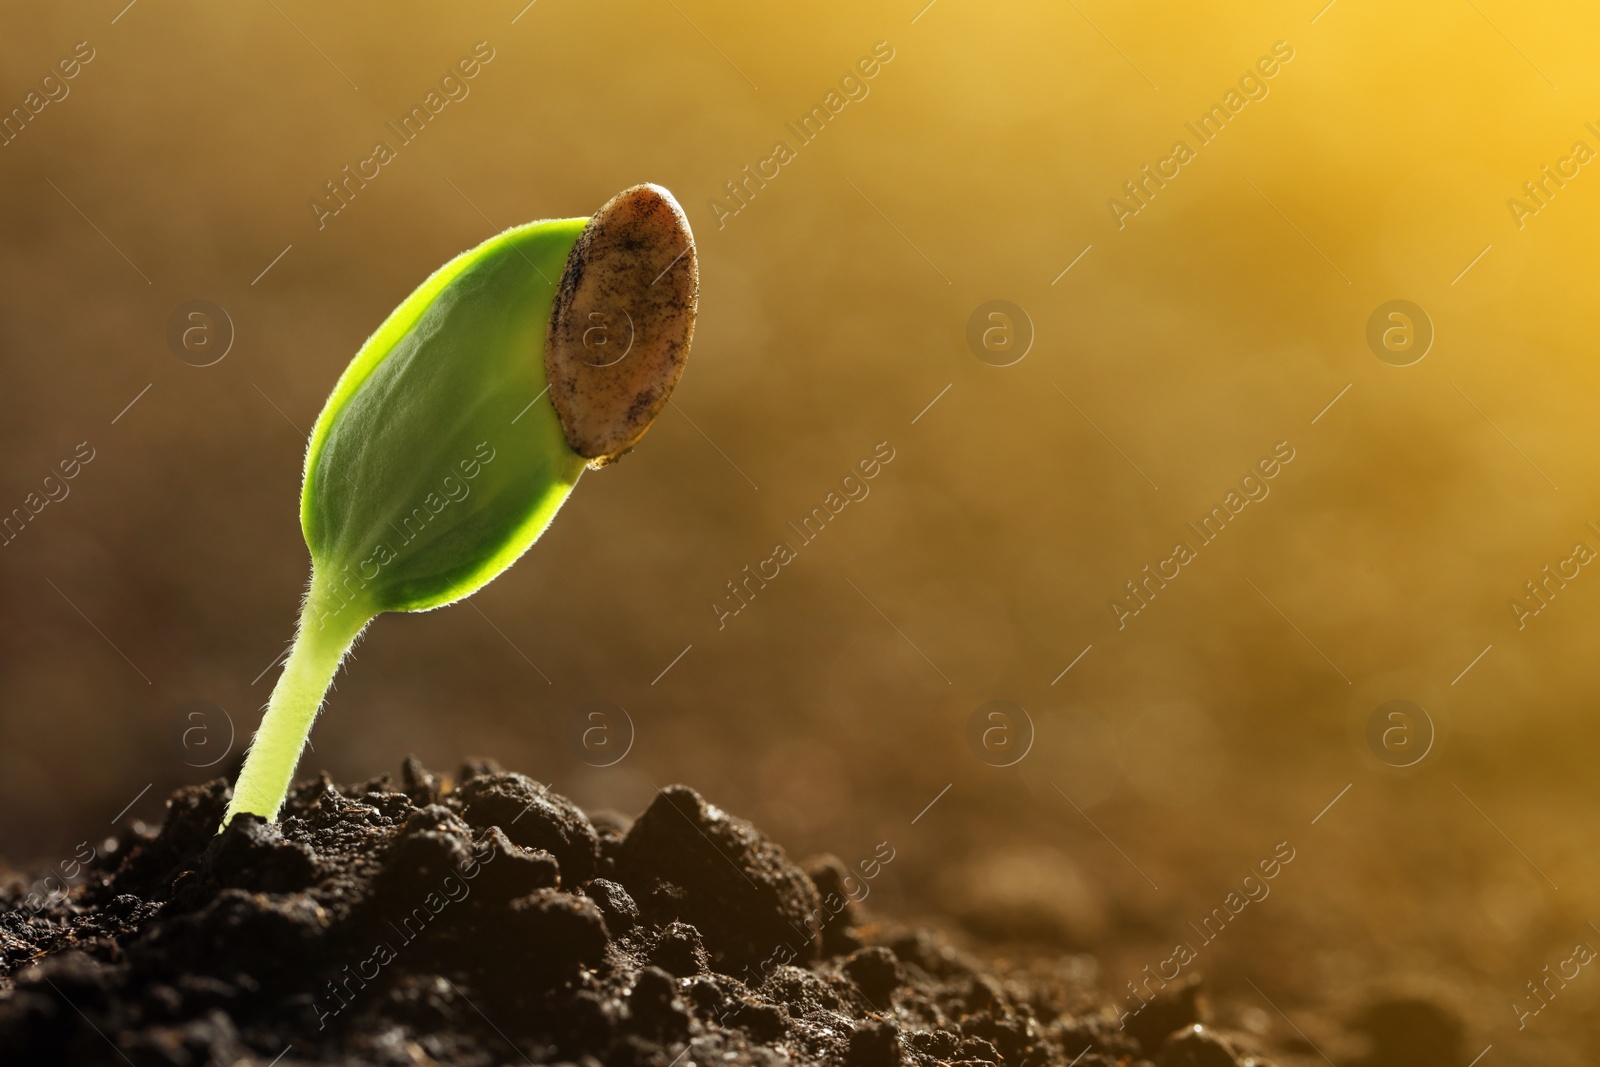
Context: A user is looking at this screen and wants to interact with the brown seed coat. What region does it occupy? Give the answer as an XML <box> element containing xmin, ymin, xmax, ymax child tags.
<box><xmin>545</xmin><ymin>184</ymin><xmax>699</xmax><ymax>467</ymax></box>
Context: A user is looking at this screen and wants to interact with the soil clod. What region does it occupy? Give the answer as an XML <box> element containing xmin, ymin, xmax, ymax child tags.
<box><xmin>0</xmin><ymin>760</ymin><xmax>1293</xmax><ymax>1066</ymax></box>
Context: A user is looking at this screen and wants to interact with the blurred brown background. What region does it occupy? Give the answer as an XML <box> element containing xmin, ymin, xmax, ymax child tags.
<box><xmin>4</xmin><ymin>0</ymin><xmax>1600</xmax><ymax>1061</ymax></box>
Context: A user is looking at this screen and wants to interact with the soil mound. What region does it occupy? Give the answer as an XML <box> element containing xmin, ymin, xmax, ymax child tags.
<box><xmin>0</xmin><ymin>760</ymin><xmax>1271</xmax><ymax>1066</ymax></box>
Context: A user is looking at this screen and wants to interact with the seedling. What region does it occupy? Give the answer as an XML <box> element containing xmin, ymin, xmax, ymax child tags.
<box><xmin>222</xmin><ymin>184</ymin><xmax>698</xmax><ymax>829</ymax></box>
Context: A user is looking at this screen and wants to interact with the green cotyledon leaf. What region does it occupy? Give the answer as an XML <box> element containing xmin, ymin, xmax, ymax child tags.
<box><xmin>303</xmin><ymin>215</ymin><xmax>587</xmax><ymax>622</ymax></box>
<box><xmin>222</xmin><ymin>184</ymin><xmax>698</xmax><ymax>828</ymax></box>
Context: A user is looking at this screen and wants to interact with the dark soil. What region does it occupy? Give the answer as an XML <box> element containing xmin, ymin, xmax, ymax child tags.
<box><xmin>0</xmin><ymin>759</ymin><xmax>1282</xmax><ymax>1067</ymax></box>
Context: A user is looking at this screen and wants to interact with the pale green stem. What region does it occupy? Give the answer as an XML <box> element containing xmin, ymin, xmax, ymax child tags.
<box><xmin>220</xmin><ymin>571</ymin><xmax>374</xmax><ymax>830</ymax></box>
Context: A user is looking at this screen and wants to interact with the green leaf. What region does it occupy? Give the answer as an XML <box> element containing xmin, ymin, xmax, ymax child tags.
<box><xmin>304</xmin><ymin>216</ymin><xmax>588</xmax><ymax>622</ymax></box>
